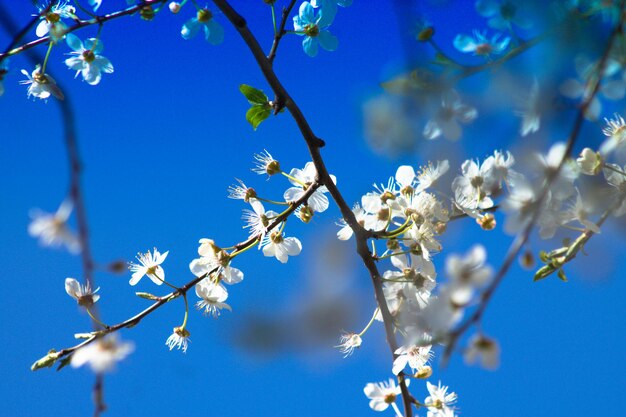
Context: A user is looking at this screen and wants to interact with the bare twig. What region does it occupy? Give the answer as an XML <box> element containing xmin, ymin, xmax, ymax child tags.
<box><xmin>211</xmin><ymin>1</ymin><xmax>413</xmax><ymax>415</ymax></box>
<box><xmin>267</xmin><ymin>0</ymin><xmax>297</xmax><ymax>64</ymax></box>
<box><xmin>0</xmin><ymin>1</ymin><xmax>55</xmax><ymax>66</ymax></box>
<box><xmin>0</xmin><ymin>0</ymin><xmax>166</xmax><ymax>60</ymax></box>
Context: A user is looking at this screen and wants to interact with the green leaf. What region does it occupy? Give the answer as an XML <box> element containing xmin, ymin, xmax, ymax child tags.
<box><xmin>557</xmin><ymin>269</ymin><xmax>568</xmax><ymax>282</ymax></box>
<box><xmin>534</xmin><ymin>265</ymin><xmax>554</xmax><ymax>281</ymax></box>
<box><xmin>246</xmin><ymin>104</ymin><xmax>271</xmax><ymax>130</ymax></box>
<box><xmin>136</xmin><ymin>292</ymin><xmax>159</xmax><ymax>301</ymax></box>
<box><xmin>240</xmin><ymin>84</ymin><xmax>269</xmax><ymax>105</ymax></box>
<box><xmin>56</xmin><ymin>355</ymin><xmax>72</xmax><ymax>371</ymax></box>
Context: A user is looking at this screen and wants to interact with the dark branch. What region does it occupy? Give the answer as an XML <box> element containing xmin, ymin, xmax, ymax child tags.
<box><xmin>211</xmin><ymin>1</ymin><xmax>413</xmax><ymax>415</ymax></box>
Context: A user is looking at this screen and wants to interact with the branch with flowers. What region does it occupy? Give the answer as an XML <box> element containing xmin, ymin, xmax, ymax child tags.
<box><xmin>4</xmin><ymin>1</ymin><xmax>626</xmax><ymax>417</ymax></box>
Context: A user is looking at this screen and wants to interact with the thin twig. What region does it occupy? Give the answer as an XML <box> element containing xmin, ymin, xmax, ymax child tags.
<box><xmin>267</xmin><ymin>0</ymin><xmax>297</xmax><ymax>64</ymax></box>
<box><xmin>0</xmin><ymin>1</ymin><xmax>55</xmax><ymax>66</ymax></box>
<box><xmin>0</xmin><ymin>0</ymin><xmax>166</xmax><ymax>60</ymax></box>
<box><xmin>33</xmin><ymin>182</ymin><xmax>322</xmax><ymax>364</ymax></box>
<box><xmin>211</xmin><ymin>1</ymin><xmax>413</xmax><ymax>415</ymax></box>
<box><xmin>0</xmin><ymin>3</ymin><xmax>109</xmax><ymax>413</ymax></box>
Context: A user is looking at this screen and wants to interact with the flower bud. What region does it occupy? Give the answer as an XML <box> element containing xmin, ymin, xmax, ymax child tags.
<box><xmin>31</xmin><ymin>350</ymin><xmax>60</xmax><ymax>371</ymax></box>
<box><xmin>169</xmin><ymin>2</ymin><xmax>181</xmax><ymax>13</ymax></box>
<box><xmin>140</xmin><ymin>6</ymin><xmax>155</xmax><ymax>21</ymax></box>
<box><xmin>107</xmin><ymin>260</ymin><xmax>127</xmax><ymax>274</ymax></box>
<box><xmin>576</xmin><ymin>148</ymin><xmax>603</xmax><ymax>175</ymax></box>
<box><xmin>477</xmin><ymin>213</ymin><xmax>496</xmax><ymax>230</ymax></box>
<box><xmin>386</xmin><ymin>239</ymin><xmax>399</xmax><ymax>251</ymax></box>
<box><xmin>415</xmin><ymin>365</ymin><xmax>433</xmax><ymax>379</ymax></box>
<box><xmin>297</xmin><ymin>205</ymin><xmax>314</xmax><ymax>223</ymax></box>
<box><xmin>519</xmin><ymin>250</ymin><xmax>535</xmax><ymax>269</ymax></box>
<box><xmin>434</xmin><ymin>221</ymin><xmax>447</xmax><ymax>234</ymax></box>
<box><xmin>417</xmin><ymin>26</ymin><xmax>434</xmax><ymax>41</ymax></box>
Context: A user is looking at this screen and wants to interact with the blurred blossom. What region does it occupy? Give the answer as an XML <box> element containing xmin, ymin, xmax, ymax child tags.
<box><xmin>515</xmin><ymin>79</ymin><xmax>542</xmax><ymax>136</ymax></box>
<box><xmin>28</xmin><ymin>199</ymin><xmax>79</xmax><ymax>252</ymax></box>
<box><xmin>475</xmin><ymin>0</ymin><xmax>533</xmax><ymax>30</ymax></box>
<box><xmin>559</xmin><ymin>56</ymin><xmax>625</xmax><ymax>120</ymax></box>
<box><xmin>71</xmin><ymin>336</ymin><xmax>134</xmax><ymax>373</ymax></box>
<box><xmin>363</xmin><ymin>94</ymin><xmax>417</xmax><ymax>156</ymax></box>
<box><xmin>423</xmin><ymin>90</ymin><xmax>477</xmax><ymax>141</ymax></box>
<box><xmin>464</xmin><ymin>333</ymin><xmax>500</xmax><ymax>369</ymax></box>
<box><xmin>453</xmin><ymin>30</ymin><xmax>511</xmax><ymax>57</ymax></box>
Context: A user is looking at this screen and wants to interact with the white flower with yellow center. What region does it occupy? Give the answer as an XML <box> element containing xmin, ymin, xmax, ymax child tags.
<box><xmin>261</xmin><ymin>230</ymin><xmax>302</xmax><ymax>263</ymax></box>
<box><xmin>128</xmin><ymin>248</ymin><xmax>169</xmax><ymax>286</ymax></box>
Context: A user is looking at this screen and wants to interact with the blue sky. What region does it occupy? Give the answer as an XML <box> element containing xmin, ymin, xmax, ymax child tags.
<box><xmin>1</xmin><ymin>1</ymin><xmax>625</xmax><ymax>416</ymax></box>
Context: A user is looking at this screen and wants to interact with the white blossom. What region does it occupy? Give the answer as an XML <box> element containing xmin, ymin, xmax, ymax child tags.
<box><xmin>464</xmin><ymin>334</ymin><xmax>500</xmax><ymax>370</ymax></box>
<box><xmin>261</xmin><ymin>230</ymin><xmax>302</xmax><ymax>263</ymax></box>
<box><xmin>335</xmin><ymin>332</ymin><xmax>362</xmax><ymax>357</ymax></box>
<box><xmin>166</xmin><ymin>326</ymin><xmax>190</xmax><ymax>353</ymax></box>
<box><xmin>363</xmin><ymin>378</ymin><xmax>409</xmax><ymax>412</ymax></box>
<box><xmin>195</xmin><ymin>279</ymin><xmax>231</xmax><ymax>317</ymax></box>
<box><xmin>283</xmin><ymin>162</ymin><xmax>335</xmax><ymax>213</ymax></box>
<box><xmin>600</xmin><ymin>113</ymin><xmax>626</xmax><ymax>156</ymax></box>
<box><xmin>65</xmin><ymin>277</ymin><xmax>99</xmax><ymax>307</ymax></box>
<box><xmin>445</xmin><ymin>245</ymin><xmax>492</xmax><ymax>305</ymax></box>
<box><xmin>424</xmin><ymin>90</ymin><xmax>477</xmax><ymax>141</ymax></box>
<box><xmin>128</xmin><ymin>248</ymin><xmax>168</xmax><ymax>286</ymax></box>
<box><xmin>392</xmin><ymin>343</ymin><xmax>433</xmax><ymax>375</ymax></box>
<box><xmin>425</xmin><ymin>381</ymin><xmax>458</xmax><ymax>417</ymax></box>
<box><xmin>20</xmin><ymin>66</ymin><xmax>64</xmax><ymax>101</ymax></box>
<box><xmin>28</xmin><ymin>199</ymin><xmax>79</xmax><ymax>252</ymax></box>
<box><xmin>71</xmin><ymin>335</ymin><xmax>134</xmax><ymax>373</ymax></box>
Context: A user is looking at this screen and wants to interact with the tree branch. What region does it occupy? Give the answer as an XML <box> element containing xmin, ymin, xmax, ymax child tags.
<box><xmin>0</xmin><ymin>0</ymin><xmax>166</xmax><ymax>60</ymax></box>
<box><xmin>32</xmin><ymin>181</ymin><xmax>322</xmax><ymax>366</ymax></box>
<box><xmin>211</xmin><ymin>1</ymin><xmax>413</xmax><ymax>415</ymax></box>
<box><xmin>443</xmin><ymin>2</ymin><xmax>626</xmax><ymax>363</ymax></box>
<box><xmin>267</xmin><ymin>0</ymin><xmax>297</xmax><ymax>65</ymax></box>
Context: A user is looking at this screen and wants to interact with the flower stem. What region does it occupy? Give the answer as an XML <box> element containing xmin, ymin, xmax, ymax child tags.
<box><xmin>231</xmin><ymin>239</ymin><xmax>259</xmax><ymax>257</ymax></box>
<box><xmin>271</xmin><ymin>4</ymin><xmax>277</xmax><ymax>35</ymax></box>
<box><xmin>358</xmin><ymin>307</ymin><xmax>380</xmax><ymax>337</ymax></box>
<box><xmin>256</xmin><ymin>196</ymin><xmax>289</xmax><ymax>206</ymax></box>
<box><xmin>41</xmin><ymin>41</ymin><xmax>53</xmax><ymax>73</ymax></box>
<box><xmin>86</xmin><ymin>307</ymin><xmax>109</xmax><ymax>329</ymax></box>
<box><xmin>280</xmin><ymin>171</ymin><xmax>307</xmax><ymax>187</ymax></box>
<box><xmin>153</xmin><ymin>272</ymin><xmax>180</xmax><ymax>292</ymax></box>
<box><xmin>181</xmin><ymin>294</ymin><xmax>189</xmax><ymax>329</ymax></box>
<box><xmin>376</xmin><ymin>250</ymin><xmax>413</xmax><ymax>261</ymax></box>
<box><xmin>90</xmin><ymin>23</ymin><xmax>103</xmax><ymax>53</ymax></box>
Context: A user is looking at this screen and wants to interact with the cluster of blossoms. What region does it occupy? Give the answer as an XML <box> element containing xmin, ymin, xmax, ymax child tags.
<box><xmin>60</xmin><ymin>150</ymin><xmax>332</xmax><ymax>360</ymax></box>
<box><xmin>338</xmin><ymin>114</ymin><xmax>626</xmax><ymax>412</ymax></box>
<box><xmin>333</xmin><ymin>157</ymin><xmax>503</xmax><ymax>414</ymax></box>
